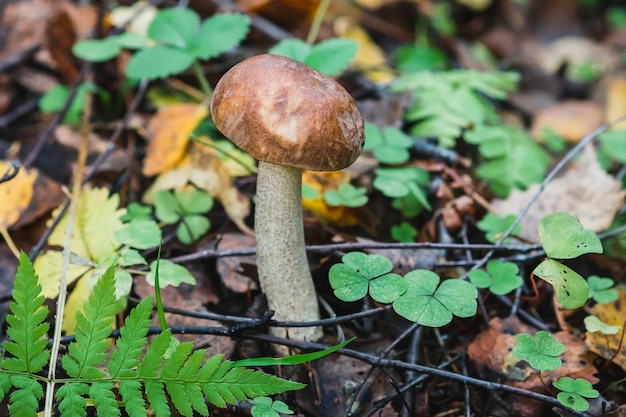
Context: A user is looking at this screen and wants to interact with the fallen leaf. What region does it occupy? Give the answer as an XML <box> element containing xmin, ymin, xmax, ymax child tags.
<box><xmin>0</xmin><ymin>161</ymin><xmax>38</xmax><ymax>228</ymax></box>
<box><xmin>215</xmin><ymin>233</ymin><xmax>258</xmax><ymax>293</ymax></box>
<box><xmin>605</xmin><ymin>77</ymin><xmax>626</xmax><ymax>130</ymax></box>
<box><xmin>142</xmin><ymin>103</ymin><xmax>208</xmax><ymax>177</ymax></box>
<box><xmin>531</xmin><ymin>100</ymin><xmax>604</xmax><ymax>143</ymax></box>
<box><xmin>456</xmin><ymin>0</ymin><xmax>493</xmax><ymax>12</ymax></box>
<box><xmin>468</xmin><ymin>317</ymin><xmax>598</xmax><ymax>417</ymax></box>
<box><xmin>109</xmin><ymin>1</ymin><xmax>157</xmax><ymax>35</ymax></box>
<box><xmin>492</xmin><ymin>145</ymin><xmax>624</xmax><ymax>242</ymax></box>
<box><xmin>302</xmin><ymin>170</ymin><xmax>360</xmax><ymax>227</ymax></box>
<box><xmin>587</xmin><ymin>289</ymin><xmax>626</xmax><ymax>372</ymax></box>
<box><xmin>333</xmin><ymin>16</ymin><xmax>395</xmax><ymax>83</ymax></box>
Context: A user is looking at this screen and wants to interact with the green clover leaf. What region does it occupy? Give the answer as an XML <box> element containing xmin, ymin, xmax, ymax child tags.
<box><xmin>587</xmin><ymin>275</ymin><xmax>618</xmax><ymax>304</ymax></box>
<box><xmin>512</xmin><ymin>331</ymin><xmax>564</xmax><ymax>371</ymax></box>
<box><xmin>476</xmin><ymin>213</ymin><xmax>521</xmax><ymax>244</ymax></box>
<box><xmin>269</xmin><ymin>37</ymin><xmax>358</xmax><ymax>76</ymax></box>
<box><xmin>538</xmin><ymin>212</ymin><xmax>603</xmax><ymax>259</ymax></box>
<box><xmin>533</xmin><ymin>259</ymin><xmax>588</xmax><ymax>309</ymax></box>
<box><xmin>363</xmin><ymin>123</ymin><xmax>413</xmax><ymax>165</ymax></box>
<box><xmin>553</xmin><ymin>377</ymin><xmax>599</xmax><ymax>412</ymax></box>
<box><xmin>147</xmin><ymin>259</ymin><xmax>196</xmax><ymax>288</ymax></box>
<box><xmin>468</xmin><ymin>260</ymin><xmax>523</xmax><ymax>295</ymax></box>
<box><xmin>323</xmin><ymin>183</ymin><xmax>368</xmax><ymax>208</ymax></box>
<box><xmin>329</xmin><ymin>252</ymin><xmax>406</xmax><ymax>303</ymax></box>
<box><xmin>584</xmin><ymin>315</ymin><xmax>621</xmax><ymax>335</ymax></box>
<box><xmin>114</xmin><ymin>219</ymin><xmax>162</xmax><ymax>250</ymax></box>
<box><xmin>392</xmin><ymin>271</ymin><xmax>477</xmax><ymax>327</ymax></box>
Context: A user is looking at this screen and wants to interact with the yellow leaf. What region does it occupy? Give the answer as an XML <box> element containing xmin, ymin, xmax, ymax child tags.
<box><xmin>143</xmin><ymin>104</ymin><xmax>208</xmax><ymax>176</ymax></box>
<box><xmin>0</xmin><ymin>161</ymin><xmax>37</xmax><ymax>227</ymax></box>
<box><xmin>334</xmin><ymin>16</ymin><xmax>396</xmax><ymax>84</ymax></box>
<box><xmin>36</xmin><ymin>187</ymin><xmax>124</xmax><ymax>299</ymax></box>
<box><xmin>61</xmin><ymin>273</ymin><xmax>92</xmax><ymax>334</ymax></box>
<box><xmin>49</xmin><ymin>187</ymin><xmax>124</xmax><ymax>261</ymax></box>
<box><xmin>587</xmin><ymin>289</ymin><xmax>626</xmax><ymax>372</ymax></box>
<box><xmin>302</xmin><ymin>170</ymin><xmax>359</xmax><ymax>226</ymax></box>
<box><xmin>35</xmin><ymin>250</ymin><xmax>91</xmax><ymax>299</ymax></box>
<box><xmin>606</xmin><ymin>77</ymin><xmax>626</xmax><ymax>130</ymax></box>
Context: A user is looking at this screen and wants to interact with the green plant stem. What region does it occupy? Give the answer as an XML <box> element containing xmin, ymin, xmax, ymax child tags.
<box><xmin>193</xmin><ymin>60</ymin><xmax>213</xmax><ymax>98</ymax></box>
<box><xmin>538</xmin><ymin>370</ymin><xmax>556</xmax><ymax>396</ymax></box>
<box><xmin>154</xmin><ymin>243</ymin><xmax>168</xmax><ymax>332</ymax></box>
<box><xmin>306</xmin><ymin>0</ymin><xmax>331</xmax><ymax>44</ymax></box>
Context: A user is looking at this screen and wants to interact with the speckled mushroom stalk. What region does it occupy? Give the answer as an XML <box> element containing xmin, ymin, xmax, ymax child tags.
<box><xmin>210</xmin><ymin>54</ymin><xmax>364</xmax><ymax>342</ymax></box>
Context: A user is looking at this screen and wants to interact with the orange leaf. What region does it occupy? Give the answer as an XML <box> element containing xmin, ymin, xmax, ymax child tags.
<box><xmin>587</xmin><ymin>289</ymin><xmax>626</xmax><ymax>371</ymax></box>
<box><xmin>0</xmin><ymin>161</ymin><xmax>38</xmax><ymax>228</ymax></box>
<box><xmin>606</xmin><ymin>77</ymin><xmax>626</xmax><ymax>130</ymax></box>
<box><xmin>142</xmin><ymin>103</ymin><xmax>208</xmax><ymax>176</ymax></box>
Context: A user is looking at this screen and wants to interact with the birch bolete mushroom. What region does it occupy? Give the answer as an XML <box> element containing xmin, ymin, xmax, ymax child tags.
<box><xmin>210</xmin><ymin>54</ymin><xmax>364</xmax><ymax>341</ymax></box>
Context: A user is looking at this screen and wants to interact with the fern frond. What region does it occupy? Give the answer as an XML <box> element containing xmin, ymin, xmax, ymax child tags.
<box><xmin>3</xmin><ymin>252</ymin><xmax>50</xmax><ymax>374</ymax></box>
<box><xmin>145</xmin><ymin>381</ymin><xmax>170</xmax><ymax>417</ymax></box>
<box><xmin>9</xmin><ymin>375</ymin><xmax>44</xmax><ymax>417</ymax></box>
<box><xmin>56</xmin><ymin>382</ymin><xmax>89</xmax><ymax>417</ymax></box>
<box><xmin>118</xmin><ymin>381</ymin><xmax>146</xmax><ymax>417</ymax></box>
<box><xmin>108</xmin><ymin>297</ymin><xmax>152</xmax><ymax>378</ymax></box>
<box><xmin>89</xmin><ymin>382</ymin><xmax>120</xmax><ymax>417</ymax></box>
<box><xmin>62</xmin><ymin>267</ymin><xmax>120</xmax><ymax>380</ymax></box>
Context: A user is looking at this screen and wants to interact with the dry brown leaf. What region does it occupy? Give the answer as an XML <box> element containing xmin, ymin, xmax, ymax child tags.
<box><xmin>536</xmin><ymin>36</ymin><xmax>620</xmax><ymax>78</ymax></box>
<box><xmin>216</xmin><ymin>233</ymin><xmax>258</xmax><ymax>293</ymax></box>
<box><xmin>587</xmin><ymin>289</ymin><xmax>626</xmax><ymax>372</ymax></box>
<box><xmin>142</xmin><ymin>104</ymin><xmax>208</xmax><ymax>177</ymax></box>
<box><xmin>531</xmin><ymin>100</ymin><xmax>604</xmax><ymax>143</ymax></box>
<box><xmin>492</xmin><ymin>145</ymin><xmax>624</xmax><ymax>242</ymax></box>
<box><xmin>605</xmin><ymin>77</ymin><xmax>626</xmax><ymax>130</ymax></box>
<box><xmin>0</xmin><ymin>162</ymin><xmax>38</xmax><ymax>228</ymax></box>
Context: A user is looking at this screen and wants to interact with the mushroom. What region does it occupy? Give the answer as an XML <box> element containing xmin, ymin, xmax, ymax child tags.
<box><xmin>210</xmin><ymin>54</ymin><xmax>364</xmax><ymax>342</ymax></box>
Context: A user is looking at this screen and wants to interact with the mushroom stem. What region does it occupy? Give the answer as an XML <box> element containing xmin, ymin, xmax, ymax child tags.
<box><xmin>255</xmin><ymin>161</ymin><xmax>323</xmax><ymax>342</ymax></box>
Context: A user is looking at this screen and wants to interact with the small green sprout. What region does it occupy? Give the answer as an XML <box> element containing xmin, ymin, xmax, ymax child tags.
<box><xmin>392</xmin><ymin>271</ymin><xmax>477</xmax><ymax>327</ymax></box>
<box><xmin>468</xmin><ymin>260</ymin><xmax>523</xmax><ymax>295</ymax></box>
<box><xmin>533</xmin><ymin>212</ymin><xmax>602</xmax><ymax>309</ymax></box>
<box><xmin>114</xmin><ymin>218</ymin><xmax>162</xmax><ymax>250</ymax></box>
<box><xmin>120</xmin><ymin>202</ymin><xmax>153</xmax><ymax>222</ymax></box>
<box><xmin>39</xmin><ymin>82</ymin><xmax>110</xmax><ymax>124</ymax></box>
<box><xmin>512</xmin><ymin>331</ymin><xmax>564</xmax><ymax>371</ymax></box>
<box><xmin>391</xmin><ymin>222</ymin><xmax>417</xmax><ymax>243</ymax></box>
<box><xmin>73</xmin><ymin>8</ymin><xmax>250</xmax><ymax>84</ymax></box>
<box><xmin>154</xmin><ymin>188</ymin><xmax>214</xmax><ymax>245</ymax></box>
<box><xmin>584</xmin><ymin>315</ymin><xmax>621</xmax><ymax>335</ymax></box>
<box><xmin>363</xmin><ymin>123</ymin><xmax>413</xmax><ymax>165</ymax></box>
<box><xmin>553</xmin><ymin>377</ymin><xmax>599</xmax><ymax>412</ymax></box>
<box><xmin>394</xmin><ymin>44</ymin><xmax>447</xmax><ymax>72</ymax></box>
<box><xmin>373</xmin><ymin>166</ymin><xmax>431</xmax><ymax>217</ymax></box>
<box><xmin>587</xmin><ymin>276</ymin><xmax>619</xmax><ymax>304</ymax></box>
<box><xmin>476</xmin><ymin>213</ymin><xmax>521</xmax><ymax>244</ymax></box>
<box><xmin>269</xmin><ymin>37</ymin><xmax>358</xmax><ymax>76</ymax></box>
<box><xmin>250</xmin><ymin>397</ymin><xmax>294</xmax><ymax>417</ymax></box>
<box><xmin>323</xmin><ymin>184</ymin><xmax>368</xmax><ymax>208</ymax></box>
<box><xmin>329</xmin><ymin>252</ymin><xmax>407</xmax><ymax>303</ymax></box>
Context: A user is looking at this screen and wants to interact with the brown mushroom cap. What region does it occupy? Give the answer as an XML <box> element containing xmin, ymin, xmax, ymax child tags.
<box><xmin>210</xmin><ymin>54</ymin><xmax>365</xmax><ymax>171</ymax></box>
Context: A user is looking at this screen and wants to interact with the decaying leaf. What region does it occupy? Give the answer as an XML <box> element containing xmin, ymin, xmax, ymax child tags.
<box><xmin>587</xmin><ymin>289</ymin><xmax>626</xmax><ymax>372</ymax></box>
<box><xmin>216</xmin><ymin>233</ymin><xmax>258</xmax><ymax>293</ymax></box>
<box><xmin>531</xmin><ymin>100</ymin><xmax>604</xmax><ymax>143</ymax></box>
<box><xmin>0</xmin><ymin>161</ymin><xmax>38</xmax><ymax>228</ymax></box>
<box><xmin>142</xmin><ymin>103</ymin><xmax>208</xmax><ymax>177</ymax></box>
<box><xmin>492</xmin><ymin>145</ymin><xmax>624</xmax><ymax>242</ymax></box>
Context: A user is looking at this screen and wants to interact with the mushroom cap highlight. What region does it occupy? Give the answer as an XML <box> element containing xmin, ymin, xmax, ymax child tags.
<box><xmin>210</xmin><ymin>54</ymin><xmax>365</xmax><ymax>171</ymax></box>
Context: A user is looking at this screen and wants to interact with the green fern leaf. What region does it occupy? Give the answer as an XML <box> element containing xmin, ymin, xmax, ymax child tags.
<box><xmin>0</xmin><ymin>373</ymin><xmax>10</xmax><ymax>401</ymax></box>
<box><xmin>118</xmin><ymin>381</ymin><xmax>147</xmax><ymax>417</ymax></box>
<box><xmin>8</xmin><ymin>375</ymin><xmax>43</xmax><ymax>417</ymax></box>
<box><xmin>62</xmin><ymin>266</ymin><xmax>121</xmax><ymax>380</ymax></box>
<box><xmin>90</xmin><ymin>382</ymin><xmax>120</xmax><ymax>417</ymax></box>
<box><xmin>108</xmin><ymin>297</ymin><xmax>153</xmax><ymax>378</ymax></box>
<box><xmin>56</xmin><ymin>382</ymin><xmax>89</xmax><ymax>417</ymax></box>
<box><xmin>145</xmin><ymin>381</ymin><xmax>171</xmax><ymax>417</ymax></box>
<box><xmin>137</xmin><ymin>330</ymin><xmax>172</xmax><ymax>378</ymax></box>
<box><xmin>3</xmin><ymin>252</ymin><xmax>50</xmax><ymax>374</ymax></box>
